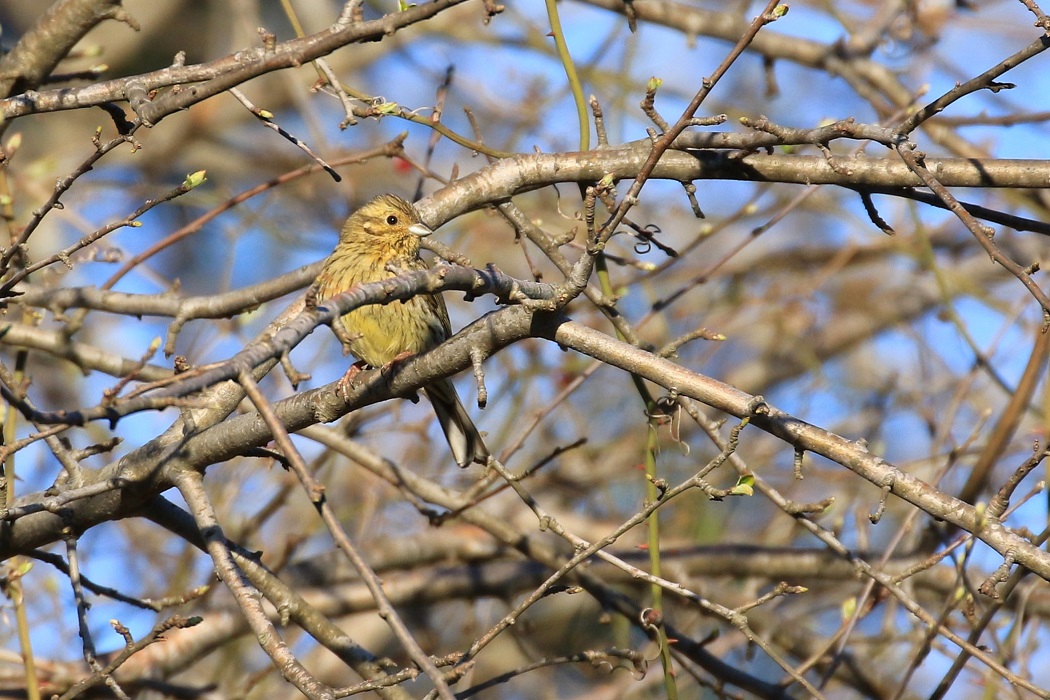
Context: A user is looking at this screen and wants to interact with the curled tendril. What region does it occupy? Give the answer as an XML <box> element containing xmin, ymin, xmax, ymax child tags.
<box><xmin>647</xmin><ymin>392</ymin><xmax>678</xmax><ymax>421</ymax></box>
<box><xmin>633</xmin><ymin>224</ymin><xmax>660</xmax><ymax>254</ymax></box>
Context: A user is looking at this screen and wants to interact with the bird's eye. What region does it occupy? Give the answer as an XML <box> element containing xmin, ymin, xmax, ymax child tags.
<box><xmin>386</xmin><ymin>214</ymin><xmax>399</xmax><ymax>225</ymax></box>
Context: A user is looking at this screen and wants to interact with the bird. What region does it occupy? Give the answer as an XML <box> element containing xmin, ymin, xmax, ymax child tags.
<box><xmin>315</xmin><ymin>194</ymin><xmax>489</xmax><ymax>467</ymax></box>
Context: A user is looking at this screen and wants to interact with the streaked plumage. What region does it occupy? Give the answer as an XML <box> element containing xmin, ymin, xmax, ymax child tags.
<box><xmin>315</xmin><ymin>194</ymin><xmax>488</xmax><ymax>467</ymax></box>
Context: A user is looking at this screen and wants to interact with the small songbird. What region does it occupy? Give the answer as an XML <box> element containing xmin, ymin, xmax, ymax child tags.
<box><xmin>315</xmin><ymin>194</ymin><xmax>489</xmax><ymax>467</ymax></box>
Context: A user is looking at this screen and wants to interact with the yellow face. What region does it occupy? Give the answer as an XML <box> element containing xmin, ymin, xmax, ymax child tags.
<box><xmin>339</xmin><ymin>194</ymin><xmax>432</xmax><ymax>261</ymax></box>
<box><xmin>317</xmin><ymin>193</ymin><xmax>450</xmax><ymax>366</ymax></box>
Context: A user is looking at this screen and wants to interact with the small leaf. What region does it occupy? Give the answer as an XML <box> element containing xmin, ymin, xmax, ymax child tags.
<box><xmin>183</xmin><ymin>170</ymin><xmax>207</xmax><ymax>189</ymax></box>
<box><xmin>730</xmin><ymin>474</ymin><xmax>754</xmax><ymax>496</ymax></box>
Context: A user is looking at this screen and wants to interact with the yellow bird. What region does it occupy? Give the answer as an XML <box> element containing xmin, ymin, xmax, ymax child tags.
<box><xmin>316</xmin><ymin>194</ymin><xmax>489</xmax><ymax>467</ymax></box>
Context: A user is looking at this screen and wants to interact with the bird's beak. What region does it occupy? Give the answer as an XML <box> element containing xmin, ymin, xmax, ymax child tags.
<box><xmin>408</xmin><ymin>222</ymin><xmax>432</xmax><ymax>238</ymax></box>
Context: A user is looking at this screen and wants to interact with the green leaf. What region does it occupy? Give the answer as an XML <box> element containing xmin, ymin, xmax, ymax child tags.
<box><xmin>183</xmin><ymin>170</ymin><xmax>207</xmax><ymax>189</ymax></box>
<box><xmin>730</xmin><ymin>474</ymin><xmax>754</xmax><ymax>496</ymax></box>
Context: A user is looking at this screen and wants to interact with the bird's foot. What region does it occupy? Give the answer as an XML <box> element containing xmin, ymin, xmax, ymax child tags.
<box><xmin>384</xmin><ymin>350</ymin><xmax>415</xmax><ymax>367</ymax></box>
<box><xmin>380</xmin><ymin>351</ymin><xmax>421</xmax><ymax>402</ymax></box>
<box><xmin>337</xmin><ymin>360</ymin><xmax>370</xmax><ymax>401</ymax></box>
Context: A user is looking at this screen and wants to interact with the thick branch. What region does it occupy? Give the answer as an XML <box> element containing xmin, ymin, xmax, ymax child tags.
<box><xmin>0</xmin><ymin>0</ymin><xmax>469</xmax><ymax>123</ymax></box>
<box><xmin>0</xmin><ymin>0</ymin><xmax>137</xmax><ymax>97</ymax></box>
<box><xmin>419</xmin><ymin>146</ymin><xmax>1050</xmax><ymax>228</ymax></box>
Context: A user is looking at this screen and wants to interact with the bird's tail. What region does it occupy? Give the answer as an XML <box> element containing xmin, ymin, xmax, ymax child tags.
<box><xmin>424</xmin><ymin>379</ymin><xmax>489</xmax><ymax>467</ymax></box>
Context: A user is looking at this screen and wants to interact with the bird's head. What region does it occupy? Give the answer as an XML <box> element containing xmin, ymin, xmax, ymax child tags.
<box><xmin>339</xmin><ymin>194</ymin><xmax>432</xmax><ymax>259</ymax></box>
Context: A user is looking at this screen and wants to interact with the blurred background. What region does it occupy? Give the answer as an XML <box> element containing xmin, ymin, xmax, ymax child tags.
<box><xmin>0</xmin><ymin>0</ymin><xmax>1049</xmax><ymax>697</ymax></box>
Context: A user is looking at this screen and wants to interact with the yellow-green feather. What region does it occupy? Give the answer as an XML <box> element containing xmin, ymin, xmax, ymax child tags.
<box><xmin>316</xmin><ymin>194</ymin><xmax>488</xmax><ymax>467</ymax></box>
